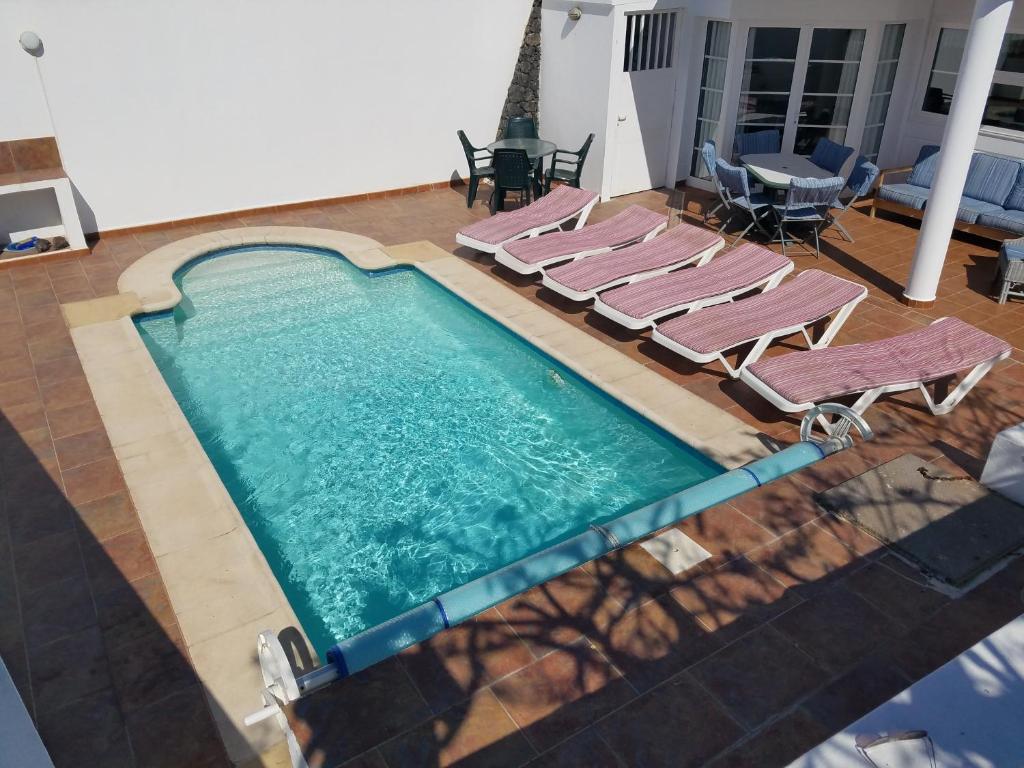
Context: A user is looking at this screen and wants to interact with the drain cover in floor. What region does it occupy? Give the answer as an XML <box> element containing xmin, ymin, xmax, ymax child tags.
<box><xmin>816</xmin><ymin>454</ymin><xmax>1024</xmax><ymax>586</ymax></box>
<box><xmin>640</xmin><ymin>529</ymin><xmax>711</xmax><ymax>574</ymax></box>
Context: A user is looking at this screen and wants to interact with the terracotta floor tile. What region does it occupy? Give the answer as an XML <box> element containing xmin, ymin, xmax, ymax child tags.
<box><xmin>82</xmin><ymin>529</ymin><xmax>157</xmax><ymax>595</ymax></box>
<box><xmin>0</xmin><ymin>352</ymin><xmax>34</xmax><ymax>384</ymax></box>
<box><xmin>19</xmin><ymin>301</ymin><xmax>63</xmax><ymax>328</ymax></box>
<box><xmin>290</xmin><ymin>658</ymin><xmax>433</xmax><ymax>766</ymax></box>
<box><xmin>843</xmin><ymin>556</ymin><xmax>949</xmax><ymax>630</ymax></box>
<box><xmin>675</xmin><ymin>504</ymin><xmax>776</xmax><ymax>568</ymax></box>
<box><xmin>0</xmin><ymin>376</ymin><xmax>40</xmax><ymax>409</ymax></box>
<box><xmin>748</xmin><ymin>523</ymin><xmax>861</xmax><ymax>596</ymax></box>
<box><xmin>378</xmin><ymin>689</ymin><xmax>535</xmax><ymax>768</ymax></box>
<box><xmin>709</xmin><ymin>709</ymin><xmax>831</xmax><ymax>768</ymax></box>
<box><xmin>54</xmin><ymin>426</ymin><xmax>115</xmax><ymax>471</ymax></box>
<box><xmin>95</xmin><ymin>572</ymin><xmax>175</xmax><ymax>651</ymax></box>
<box><xmin>770</xmin><ymin>585</ymin><xmax>902</xmax><ymax>675</ymax></box>
<box><xmin>496</xmin><ymin>568</ymin><xmax>620</xmax><ymax>658</ymax></box>
<box><xmin>0</xmin><ymin>425</ymin><xmax>55</xmax><ymax>469</ymax></box>
<box><xmin>63</xmin><ymin>456</ymin><xmax>127</xmax><ymax>506</ymax></box>
<box><xmin>593</xmin><ymin>593</ymin><xmax>721</xmax><ymax>693</ymax></box>
<box><xmin>35</xmin><ymin>687</ymin><xmax>133</xmax><ymax>768</ymax></box>
<box><xmin>725</xmin><ymin>477</ymin><xmax>822</xmax><ymax>536</ymax></box>
<box><xmin>597</xmin><ymin>672</ymin><xmax>744</xmax><ymax>768</ymax></box>
<box><xmin>6</xmin><ymin>488</ymin><xmax>74</xmax><ymax>546</ymax></box>
<box><xmin>28</xmin><ymin>333</ymin><xmax>76</xmax><ymax>363</ymax></box>
<box><xmin>670</xmin><ymin>557</ymin><xmax>802</xmax><ymax>643</ymax></box>
<box><xmin>107</xmin><ymin>622</ymin><xmax>196</xmax><ymax>713</ymax></box>
<box><xmin>799</xmin><ymin>653</ymin><xmax>911</xmax><ymax>733</ymax></box>
<box><xmin>491</xmin><ymin>639</ymin><xmax>635</xmax><ymax>753</ymax></box>
<box><xmin>16</xmin><ymin>287</ymin><xmax>58</xmax><ymax>309</ymax></box>
<box><xmin>74</xmin><ymin>490</ymin><xmax>139</xmax><ymax>542</ymax></box>
<box><xmin>47</xmin><ymin>399</ymin><xmax>104</xmax><ymax>439</ymax></box>
<box><xmin>40</xmin><ymin>373</ymin><xmax>94</xmax><ymax>411</ymax></box>
<box><xmin>690</xmin><ymin>624</ymin><xmax>827</xmax><ymax>730</ymax></box>
<box><xmin>28</xmin><ymin>626</ymin><xmax>112</xmax><ymax>715</ymax></box>
<box><xmin>126</xmin><ymin>685</ymin><xmax>229</xmax><ymax>768</ymax></box>
<box><xmin>13</xmin><ymin>530</ymin><xmax>86</xmax><ymax>595</ymax></box>
<box><xmin>527</xmin><ymin>727</ymin><xmax>620</xmax><ymax>768</ymax></box>
<box><xmin>20</xmin><ymin>575</ymin><xmax>97</xmax><ymax>647</ymax></box>
<box><xmin>581</xmin><ymin>542</ymin><xmax>679</xmax><ymax>610</ymax></box>
<box><xmin>34</xmin><ymin>354</ymin><xmax>86</xmax><ymax>388</ymax></box>
<box><xmin>399</xmin><ymin>607</ymin><xmax>534</xmax><ymax>714</ymax></box>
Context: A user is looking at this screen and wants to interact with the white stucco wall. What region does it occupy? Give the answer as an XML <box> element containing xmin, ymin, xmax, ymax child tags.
<box><xmin>0</xmin><ymin>0</ymin><xmax>533</xmax><ymax>232</ymax></box>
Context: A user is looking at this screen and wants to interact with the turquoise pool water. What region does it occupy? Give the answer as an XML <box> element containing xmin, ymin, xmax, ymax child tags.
<box><xmin>136</xmin><ymin>246</ymin><xmax>721</xmax><ymax>654</ymax></box>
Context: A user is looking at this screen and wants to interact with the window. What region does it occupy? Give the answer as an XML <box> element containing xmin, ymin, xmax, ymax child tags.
<box><xmin>690</xmin><ymin>20</ymin><xmax>731</xmax><ymax>177</ymax></box>
<box><xmin>623</xmin><ymin>11</ymin><xmax>677</xmax><ymax>72</ymax></box>
<box><xmin>794</xmin><ymin>28</ymin><xmax>865</xmax><ymax>154</ymax></box>
<box><xmin>862</xmin><ymin>24</ymin><xmax>906</xmax><ymax>162</ymax></box>
<box><xmin>922</xmin><ymin>27</ymin><xmax>1024</xmax><ymax>132</ymax></box>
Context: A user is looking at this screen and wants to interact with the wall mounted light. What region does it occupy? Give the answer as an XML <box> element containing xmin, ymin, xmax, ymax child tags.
<box><xmin>567</xmin><ymin>6</ymin><xmax>583</xmax><ymax>21</ymax></box>
<box><xmin>19</xmin><ymin>30</ymin><xmax>43</xmax><ymax>56</ymax></box>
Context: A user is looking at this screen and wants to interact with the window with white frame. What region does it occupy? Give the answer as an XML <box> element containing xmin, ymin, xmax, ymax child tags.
<box><xmin>922</xmin><ymin>27</ymin><xmax>1024</xmax><ymax>132</ymax></box>
<box><xmin>690</xmin><ymin>20</ymin><xmax>731</xmax><ymax>177</ymax></box>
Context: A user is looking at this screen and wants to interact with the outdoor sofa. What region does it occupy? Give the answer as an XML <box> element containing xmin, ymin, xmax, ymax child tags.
<box><xmin>871</xmin><ymin>145</ymin><xmax>1024</xmax><ymax>240</ymax></box>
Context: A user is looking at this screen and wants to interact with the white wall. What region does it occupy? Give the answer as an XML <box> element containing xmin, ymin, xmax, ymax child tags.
<box><xmin>0</xmin><ymin>0</ymin><xmax>533</xmax><ymax>232</ymax></box>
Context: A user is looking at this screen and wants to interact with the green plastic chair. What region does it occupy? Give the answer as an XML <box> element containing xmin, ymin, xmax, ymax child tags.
<box><xmin>491</xmin><ymin>149</ymin><xmax>533</xmax><ymax>213</ymax></box>
<box><xmin>504</xmin><ymin>117</ymin><xmax>538</xmax><ymax>140</ymax></box>
<box><xmin>457</xmin><ymin>130</ymin><xmax>494</xmax><ymax>209</ymax></box>
<box><xmin>544</xmin><ymin>133</ymin><xmax>594</xmax><ymax>193</ymax></box>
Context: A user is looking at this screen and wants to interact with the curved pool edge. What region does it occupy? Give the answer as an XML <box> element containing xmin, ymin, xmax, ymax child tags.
<box><xmin>69</xmin><ymin>228</ymin><xmax>770</xmax><ymax>764</ymax></box>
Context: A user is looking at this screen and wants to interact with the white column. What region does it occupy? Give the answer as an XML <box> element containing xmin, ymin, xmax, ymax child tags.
<box><xmin>903</xmin><ymin>0</ymin><xmax>1014</xmax><ymax>305</ymax></box>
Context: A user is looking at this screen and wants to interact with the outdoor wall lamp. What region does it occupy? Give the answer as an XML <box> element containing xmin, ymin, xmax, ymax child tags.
<box><xmin>19</xmin><ymin>31</ymin><xmax>43</xmax><ymax>56</ymax></box>
<box><xmin>568</xmin><ymin>6</ymin><xmax>583</xmax><ymax>21</ymax></box>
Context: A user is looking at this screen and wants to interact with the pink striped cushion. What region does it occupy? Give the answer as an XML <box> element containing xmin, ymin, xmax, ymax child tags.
<box><xmin>657</xmin><ymin>270</ymin><xmax>865</xmax><ymax>354</ymax></box>
<box><xmin>503</xmin><ymin>205</ymin><xmax>665</xmax><ymax>265</ymax></box>
<box><xmin>545</xmin><ymin>221</ymin><xmax>722</xmax><ymax>292</ymax></box>
<box><xmin>746</xmin><ymin>317</ymin><xmax>1010</xmax><ymax>405</ymax></box>
<box><xmin>457</xmin><ymin>186</ymin><xmax>598</xmax><ymax>246</ymax></box>
<box><xmin>598</xmin><ymin>243</ymin><xmax>790</xmax><ymax>320</ymax></box>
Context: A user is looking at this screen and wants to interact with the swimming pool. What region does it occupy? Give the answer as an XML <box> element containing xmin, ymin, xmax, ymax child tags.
<box><xmin>136</xmin><ymin>245</ymin><xmax>722</xmax><ymax>655</ymax></box>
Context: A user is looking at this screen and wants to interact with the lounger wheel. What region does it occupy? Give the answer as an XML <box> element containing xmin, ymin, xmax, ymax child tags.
<box><xmin>800</xmin><ymin>403</ymin><xmax>873</xmax><ymax>447</ymax></box>
<box><xmin>244</xmin><ymin>630</ymin><xmax>301</xmax><ymax>727</ymax></box>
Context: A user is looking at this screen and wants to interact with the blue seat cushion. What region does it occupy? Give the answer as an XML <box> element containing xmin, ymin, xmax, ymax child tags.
<box><xmin>877</xmin><ymin>183</ymin><xmax>930</xmax><ymax>210</ymax></box>
<box><xmin>955</xmin><ymin>196</ymin><xmax>1004</xmax><ymax>224</ymax></box>
<box><xmin>732</xmin><ymin>193</ymin><xmax>772</xmax><ymax>211</ymax></box>
<box><xmin>979</xmin><ymin>209</ymin><xmax>1024</xmax><ymax>236</ymax></box>
<box><xmin>963</xmin><ymin>154</ymin><xmax>1021</xmax><ymax>206</ymax></box>
<box><xmin>906</xmin><ymin>145</ymin><xmax>941</xmax><ymax>188</ymax></box>
<box><xmin>773</xmin><ymin>205</ymin><xmax>826</xmax><ymax>221</ymax></box>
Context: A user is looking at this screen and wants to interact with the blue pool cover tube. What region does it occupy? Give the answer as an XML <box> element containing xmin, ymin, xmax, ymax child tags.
<box><xmin>309</xmin><ymin>439</ymin><xmax>832</xmax><ymax>694</ymax></box>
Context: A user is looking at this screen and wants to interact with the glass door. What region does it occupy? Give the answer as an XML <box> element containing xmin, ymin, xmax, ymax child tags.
<box><xmin>734</xmin><ymin>27</ymin><xmax>800</xmax><ymax>151</ymax></box>
<box><xmin>731</xmin><ymin>26</ymin><xmax>868</xmax><ymax>156</ymax></box>
<box><xmin>794</xmin><ymin>28</ymin><xmax>866</xmax><ymax>154</ymax></box>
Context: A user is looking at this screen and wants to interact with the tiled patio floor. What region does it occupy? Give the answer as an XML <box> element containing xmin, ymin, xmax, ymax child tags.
<box><xmin>1</xmin><ymin>182</ymin><xmax>1023</xmax><ymax>768</ymax></box>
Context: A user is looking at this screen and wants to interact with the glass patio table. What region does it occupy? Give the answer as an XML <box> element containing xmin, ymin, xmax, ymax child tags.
<box><xmin>741</xmin><ymin>152</ymin><xmax>834</xmax><ymax>189</ymax></box>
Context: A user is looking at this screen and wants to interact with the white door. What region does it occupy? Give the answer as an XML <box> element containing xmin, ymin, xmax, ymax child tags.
<box><xmin>610</xmin><ymin>10</ymin><xmax>681</xmax><ymax>197</ymax></box>
<box><xmin>733</xmin><ymin>26</ymin><xmax>869</xmax><ymax>156</ymax></box>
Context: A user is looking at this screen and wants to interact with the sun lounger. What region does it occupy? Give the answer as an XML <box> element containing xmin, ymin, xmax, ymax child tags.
<box><xmin>541</xmin><ymin>221</ymin><xmax>724</xmax><ymax>302</ymax></box>
<box><xmin>592</xmin><ymin>243</ymin><xmax>793</xmax><ymax>330</ymax></box>
<box><xmin>455</xmin><ymin>185</ymin><xmax>599</xmax><ymax>254</ymax></box>
<box><xmin>494</xmin><ymin>205</ymin><xmax>667</xmax><ymax>275</ymax></box>
<box><xmin>740</xmin><ymin>317</ymin><xmax>1011</xmax><ymax>426</ymax></box>
<box><xmin>652</xmin><ymin>270</ymin><xmax>867</xmax><ymax>377</ymax></box>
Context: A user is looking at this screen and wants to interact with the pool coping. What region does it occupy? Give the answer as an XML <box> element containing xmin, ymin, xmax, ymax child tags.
<box><xmin>65</xmin><ymin>228</ymin><xmax>768</xmax><ymax>766</ymax></box>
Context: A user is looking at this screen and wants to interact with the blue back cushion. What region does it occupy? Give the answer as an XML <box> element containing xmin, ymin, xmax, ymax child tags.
<box><xmin>906</xmin><ymin>145</ymin><xmax>941</xmax><ymax>188</ymax></box>
<box><xmin>1001</xmin><ymin>166</ymin><xmax>1024</xmax><ymax>212</ymax></box>
<box><xmin>810</xmin><ymin>138</ymin><xmax>854</xmax><ymax>174</ymax></box>
<box><xmin>963</xmin><ymin>153</ymin><xmax>1021</xmax><ymax>206</ymax></box>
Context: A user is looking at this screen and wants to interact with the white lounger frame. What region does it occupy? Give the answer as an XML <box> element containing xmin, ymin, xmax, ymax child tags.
<box><xmin>651</xmin><ymin>275</ymin><xmax>868</xmax><ymax>378</ymax></box>
<box><xmin>494</xmin><ymin>218</ymin><xmax>666</xmax><ymax>276</ymax></box>
<box><xmin>540</xmin><ymin>235</ymin><xmax>724</xmax><ymax>302</ymax></box>
<box><xmin>455</xmin><ymin>196</ymin><xmax>599</xmax><ymax>255</ymax></box>
<box><xmin>592</xmin><ymin>260</ymin><xmax>794</xmax><ymax>331</ymax></box>
<box><xmin>739</xmin><ymin>318</ymin><xmax>1012</xmax><ymax>434</ymax></box>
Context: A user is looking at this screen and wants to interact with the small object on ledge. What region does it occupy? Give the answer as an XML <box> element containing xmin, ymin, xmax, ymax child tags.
<box><xmin>1</xmin><ymin>235</ymin><xmax>69</xmax><ymax>260</ymax></box>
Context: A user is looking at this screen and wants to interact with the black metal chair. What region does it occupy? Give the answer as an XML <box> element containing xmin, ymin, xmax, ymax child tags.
<box><xmin>504</xmin><ymin>116</ymin><xmax>538</xmax><ymax>140</ymax></box>
<box><xmin>457</xmin><ymin>130</ymin><xmax>493</xmax><ymax>209</ymax></box>
<box><xmin>491</xmin><ymin>148</ymin><xmax>533</xmax><ymax>212</ymax></box>
<box><xmin>544</xmin><ymin>133</ymin><xmax>594</xmax><ymax>193</ymax></box>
